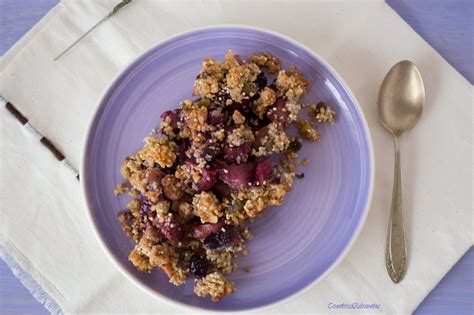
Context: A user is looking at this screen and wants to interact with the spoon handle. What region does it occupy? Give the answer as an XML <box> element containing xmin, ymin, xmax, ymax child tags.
<box><xmin>385</xmin><ymin>135</ymin><xmax>407</xmax><ymax>283</ymax></box>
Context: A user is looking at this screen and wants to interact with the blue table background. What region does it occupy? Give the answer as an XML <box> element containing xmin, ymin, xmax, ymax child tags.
<box><xmin>0</xmin><ymin>0</ymin><xmax>472</xmax><ymax>314</ymax></box>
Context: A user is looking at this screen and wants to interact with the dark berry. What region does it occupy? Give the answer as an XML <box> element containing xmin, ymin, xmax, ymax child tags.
<box><xmin>288</xmin><ymin>139</ymin><xmax>302</xmax><ymax>153</ymax></box>
<box><xmin>204</xmin><ymin>234</ymin><xmax>221</xmax><ymax>249</ymax></box>
<box><xmin>217</xmin><ymin>226</ymin><xmax>233</xmax><ymax>245</ymax></box>
<box><xmin>204</xmin><ymin>226</ymin><xmax>235</xmax><ymax>249</ymax></box>
<box><xmin>190</xmin><ymin>255</ymin><xmax>209</xmax><ymax>278</ymax></box>
<box><xmin>203</xmin><ymin>147</ymin><xmax>217</xmax><ymax>161</ymax></box>
<box><xmin>255</xmin><ymin>72</ymin><xmax>267</xmax><ymax>89</ymax></box>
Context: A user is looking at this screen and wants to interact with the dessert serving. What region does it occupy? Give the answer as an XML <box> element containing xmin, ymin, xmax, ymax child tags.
<box><xmin>115</xmin><ymin>51</ymin><xmax>335</xmax><ymax>301</ymax></box>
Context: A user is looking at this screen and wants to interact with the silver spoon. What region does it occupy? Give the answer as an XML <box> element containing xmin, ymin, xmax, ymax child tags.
<box><xmin>377</xmin><ymin>60</ymin><xmax>425</xmax><ymax>283</ymax></box>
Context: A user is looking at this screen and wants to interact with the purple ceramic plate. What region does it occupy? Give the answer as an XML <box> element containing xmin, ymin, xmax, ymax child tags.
<box><xmin>81</xmin><ymin>26</ymin><xmax>374</xmax><ymax>311</ymax></box>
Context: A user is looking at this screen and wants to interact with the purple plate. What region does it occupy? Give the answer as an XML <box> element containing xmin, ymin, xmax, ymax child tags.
<box><xmin>81</xmin><ymin>26</ymin><xmax>374</xmax><ymax>311</ymax></box>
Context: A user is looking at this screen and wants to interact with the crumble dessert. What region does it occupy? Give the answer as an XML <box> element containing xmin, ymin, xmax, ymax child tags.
<box><xmin>116</xmin><ymin>51</ymin><xmax>335</xmax><ymax>301</ymax></box>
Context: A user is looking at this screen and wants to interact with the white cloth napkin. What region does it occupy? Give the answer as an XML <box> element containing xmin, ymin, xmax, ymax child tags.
<box><xmin>0</xmin><ymin>0</ymin><xmax>472</xmax><ymax>314</ymax></box>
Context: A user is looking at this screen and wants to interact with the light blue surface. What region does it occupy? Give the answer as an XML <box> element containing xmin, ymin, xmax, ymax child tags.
<box><xmin>414</xmin><ymin>247</ymin><xmax>474</xmax><ymax>315</ymax></box>
<box><xmin>0</xmin><ymin>259</ymin><xmax>49</xmax><ymax>315</ymax></box>
<box><xmin>387</xmin><ymin>0</ymin><xmax>474</xmax><ymax>84</ymax></box>
<box><xmin>0</xmin><ymin>0</ymin><xmax>472</xmax><ymax>314</ymax></box>
<box><xmin>0</xmin><ymin>0</ymin><xmax>58</xmax><ymax>54</ymax></box>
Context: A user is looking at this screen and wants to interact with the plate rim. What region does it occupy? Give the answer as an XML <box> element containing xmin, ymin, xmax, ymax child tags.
<box><xmin>80</xmin><ymin>24</ymin><xmax>375</xmax><ymax>312</ymax></box>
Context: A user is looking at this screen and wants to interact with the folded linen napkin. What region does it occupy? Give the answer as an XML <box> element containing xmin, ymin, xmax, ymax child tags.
<box><xmin>0</xmin><ymin>0</ymin><xmax>472</xmax><ymax>313</ymax></box>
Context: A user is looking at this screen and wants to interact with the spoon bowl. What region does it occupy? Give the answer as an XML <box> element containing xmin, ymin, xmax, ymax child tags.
<box><xmin>378</xmin><ymin>60</ymin><xmax>424</xmax><ymax>136</ymax></box>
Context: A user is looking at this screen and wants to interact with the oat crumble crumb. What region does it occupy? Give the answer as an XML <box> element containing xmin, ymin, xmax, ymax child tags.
<box><xmin>303</xmin><ymin>158</ymin><xmax>310</xmax><ymax>166</ymax></box>
<box><xmin>275</xmin><ymin>66</ymin><xmax>309</xmax><ymax>101</ymax></box>
<box><xmin>129</xmin><ymin>249</ymin><xmax>152</xmax><ymax>273</ymax></box>
<box><xmin>151</xmin><ymin>200</ymin><xmax>170</xmax><ymax>217</ymax></box>
<box><xmin>249</xmin><ymin>52</ymin><xmax>281</xmax><ymax>73</ymax></box>
<box><xmin>139</xmin><ymin>137</ymin><xmax>177</xmax><ymax>168</ymax></box>
<box><xmin>227</xmin><ymin>125</ymin><xmax>255</xmax><ymax>147</ymax></box>
<box><xmin>193</xmin><ymin>191</ymin><xmax>223</xmax><ymax>223</ymax></box>
<box><xmin>127</xmin><ymin>199</ymin><xmax>141</xmax><ymax>214</ymax></box>
<box><xmin>253</xmin><ymin>87</ymin><xmax>277</xmax><ymax>118</ymax></box>
<box><xmin>114</xmin><ymin>183</ymin><xmax>129</xmax><ymax>195</ymax></box>
<box><xmin>309</xmin><ymin>101</ymin><xmax>336</xmax><ymax>124</ymax></box>
<box><xmin>232</xmin><ymin>110</ymin><xmax>246</xmax><ymax>124</ymax></box>
<box><xmin>128</xmin><ymin>189</ymin><xmax>139</xmax><ymax>197</ymax></box>
<box><xmin>178</xmin><ymin>201</ymin><xmax>193</xmax><ymax>221</ymax></box>
<box><xmin>194</xmin><ymin>272</ymin><xmax>236</xmax><ymax>301</ymax></box>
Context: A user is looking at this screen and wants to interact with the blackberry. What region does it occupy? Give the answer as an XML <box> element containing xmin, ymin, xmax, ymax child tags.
<box><xmin>204</xmin><ymin>226</ymin><xmax>235</xmax><ymax>249</ymax></box>
<box><xmin>190</xmin><ymin>255</ymin><xmax>208</xmax><ymax>278</ymax></box>
<box><xmin>217</xmin><ymin>226</ymin><xmax>233</xmax><ymax>245</ymax></box>
<box><xmin>255</xmin><ymin>72</ymin><xmax>267</xmax><ymax>89</ymax></box>
<box><xmin>203</xmin><ymin>147</ymin><xmax>217</xmax><ymax>161</ymax></box>
<box><xmin>288</xmin><ymin>139</ymin><xmax>302</xmax><ymax>153</ymax></box>
<box><xmin>204</xmin><ymin>234</ymin><xmax>221</xmax><ymax>249</ymax></box>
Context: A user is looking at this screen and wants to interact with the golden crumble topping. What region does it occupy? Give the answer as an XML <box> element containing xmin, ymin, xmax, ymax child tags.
<box><xmin>151</xmin><ymin>200</ymin><xmax>170</xmax><ymax>218</ymax></box>
<box><xmin>285</xmin><ymin>102</ymin><xmax>302</xmax><ymax>124</ymax></box>
<box><xmin>227</xmin><ymin>124</ymin><xmax>255</xmax><ymax>147</ymax></box>
<box><xmin>249</xmin><ymin>52</ymin><xmax>281</xmax><ymax>73</ymax></box>
<box><xmin>194</xmin><ymin>272</ymin><xmax>236</xmax><ymax>301</ymax></box>
<box><xmin>139</xmin><ymin>137</ymin><xmax>177</xmax><ymax>168</ymax></box>
<box><xmin>129</xmin><ymin>250</ymin><xmax>152</xmax><ymax>273</ymax></box>
<box><xmin>232</xmin><ymin>110</ymin><xmax>246</xmax><ymax>124</ymax></box>
<box><xmin>225</xmin><ymin>61</ymin><xmax>260</xmax><ymax>102</ymax></box>
<box><xmin>309</xmin><ymin>101</ymin><xmax>336</xmax><ymax>124</ymax></box>
<box><xmin>253</xmin><ymin>87</ymin><xmax>277</xmax><ymax>118</ymax></box>
<box><xmin>275</xmin><ymin>66</ymin><xmax>309</xmax><ymax>101</ymax></box>
<box><xmin>178</xmin><ymin>201</ymin><xmax>193</xmax><ymax>222</ymax></box>
<box><xmin>252</xmin><ymin>122</ymin><xmax>290</xmax><ymax>157</ymax></box>
<box><xmin>114</xmin><ymin>183</ymin><xmax>129</xmax><ymax>195</ymax></box>
<box><xmin>186</xmin><ymin>105</ymin><xmax>208</xmax><ymax>131</ymax></box>
<box><xmin>243</xmin><ymin>197</ymin><xmax>265</xmax><ymax>218</ymax></box>
<box><xmin>193</xmin><ymin>191</ymin><xmax>223</xmax><ymax>223</ymax></box>
<box><xmin>206</xmin><ymin>249</ymin><xmax>236</xmax><ymax>275</ymax></box>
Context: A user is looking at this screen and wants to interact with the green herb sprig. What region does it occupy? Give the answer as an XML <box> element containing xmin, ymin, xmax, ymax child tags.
<box><xmin>54</xmin><ymin>0</ymin><xmax>132</xmax><ymax>61</ymax></box>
